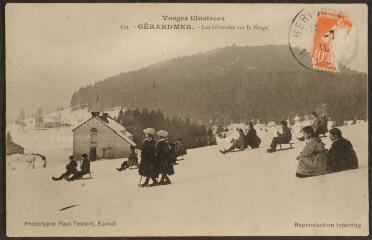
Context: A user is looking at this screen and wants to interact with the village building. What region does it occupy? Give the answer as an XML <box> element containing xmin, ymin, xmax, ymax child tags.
<box><xmin>35</xmin><ymin>121</ymin><xmax>62</xmax><ymax>128</ymax></box>
<box><xmin>72</xmin><ymin>112</ymin><xmax>136</xmax><ymax>161</ymax></box>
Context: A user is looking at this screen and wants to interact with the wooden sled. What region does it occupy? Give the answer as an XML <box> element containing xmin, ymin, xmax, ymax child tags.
<box><xmin>277</xmin><ymin>143</ymin><xmax>294</xmax><ymax>151</ymax></box>
<box><xmin>80</xmin><ymin>172</ymin><xmax>93</xmax><ymax>180</ymax></box>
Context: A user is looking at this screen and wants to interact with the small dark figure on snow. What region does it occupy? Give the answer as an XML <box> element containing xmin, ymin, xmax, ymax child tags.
<box><xmin>67</xmin><ymin>153</ymin><xmax>90</xmax><ymax>181</ymax></box>
<box><xmin>326</xmin><ymin>128</ymin><xmax>358</xmax><ymax>172</ymax></box>
<box><xmin>318</xmin><ymin>115</ymin><xmax>328</xmax><ymax>137</ymax></box>
<box><xmin>52</xmin><ymin>155</ymin><xmax>78</xmax><ymax>181</ymax></box>
<box><xmin>267</xmin><ymin>121</ymin><xmax>292</xmax><ymax>153</ymax></box>
<box><xmin>139</xmin><ymin>128</ymin><xmax>159</xmax><ymax>187</ymax></box>
<box><xmin>155</xmin><ymin>130</ymin><xmax>174</xmax><ymax>185</ymax></box>
<box><xmin>168</xmin><ymin>142</ymin><xmax>178</xmax><ymax>165</ymax></box>
<box><xmin>244</xmin><ymin>123</ymin><xmax>261</xmax><ymax>149</ymax></box>
<box><xmin>220</xmin><ymin>128</ymin><xmax>246</xmax><ymax>154</ymax></box>
<box><xmin>310</xmin><ymin>111</ymin><xmax>321</xmax><ymax>138</ymax></box>
<box><xmin>117</xmin><ymin>145</ymin><xmax>138</xmax><ymax>171</ymax></box>
<box><xmin>175</xmin><ymin>138</ymin><xmax>187</xmax><ymax>159</ymax></box>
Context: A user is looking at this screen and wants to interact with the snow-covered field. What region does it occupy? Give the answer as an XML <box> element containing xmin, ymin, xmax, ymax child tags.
<box><xmin>6</xmin><ymin>122</ymin><xmax>368</xmax><ymax>236</ymax></box>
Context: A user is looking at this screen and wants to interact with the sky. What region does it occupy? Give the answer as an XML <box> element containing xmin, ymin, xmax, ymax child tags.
<box><xmin>5</xmin><ymin>3</ymin><xmax>368</xmax><ymax>122</ymax></box>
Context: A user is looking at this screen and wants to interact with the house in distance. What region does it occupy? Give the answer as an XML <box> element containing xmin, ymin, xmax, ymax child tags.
<box><xmin>72</xmin><ymin>112</ymin><xmax>136</xmax><ymax>161</ymax></box>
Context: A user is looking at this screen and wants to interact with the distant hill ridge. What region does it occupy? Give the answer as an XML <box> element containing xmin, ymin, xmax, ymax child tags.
<box><xmin>70</xmin><ymin>45</ymin><xmax>367</xmax><ymax>123</ymax></box>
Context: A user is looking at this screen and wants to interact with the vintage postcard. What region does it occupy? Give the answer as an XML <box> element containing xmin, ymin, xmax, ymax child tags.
<box><xmin>5</xmin><ymin>3</ymin><xmax>368</xmax><ymax>237</ymax></box>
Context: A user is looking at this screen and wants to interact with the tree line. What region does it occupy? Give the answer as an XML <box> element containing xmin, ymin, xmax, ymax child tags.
<box><xmin>116</xmin><ymin>108</ymin><xmax>215</xmax><ymax>149</ymax></box>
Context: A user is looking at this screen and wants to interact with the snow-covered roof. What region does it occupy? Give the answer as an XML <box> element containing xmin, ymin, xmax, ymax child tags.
<box><xmin>98</xmin><ymin>116</ymin><xmax>136</xmax><ymax>146</ymax></box>
<box><xmin>72</xmin><ymin>114</ymin><xmax>136</xmax><ymax>146</ymax></box>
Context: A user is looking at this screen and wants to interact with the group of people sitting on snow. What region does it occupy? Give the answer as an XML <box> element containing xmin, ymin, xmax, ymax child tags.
<box><xmin>219</xmin><ymin>120</ymin><xmax>292</xmax><ymax>154</ymax></box>
<box><xmin>295</xmin><ymin>126</ymin><xmax>358</xmax><ymax>177</ymax></box>
<box><xmin>52</xmin><ymin>153</ymin><xmax>90</xmax><ymax>181</ymax></box>
<box><xmin>218</xmin><ymin>111</ymin><xmax>358</xmax><ymax>178</ymax></box>
<box><xmin>52</xmin><ymin>128</ymin><xmax>186</xmax><ymax>185</ymax></box>
<box><xmin>219</xmin><ymin>123</ymin><xmax>261</xmax><ymax>154</ymax></box>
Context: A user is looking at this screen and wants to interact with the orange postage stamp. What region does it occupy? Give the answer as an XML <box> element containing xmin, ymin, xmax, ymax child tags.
<box><xmin>289</xmin><ymin>8</ymin><xmax>357</xmax><ymax>73</ymax></box>
<box><xmin>311</xmin><ymin>9</ymin><xmax>353</xmax><ymax>72</ymax></box>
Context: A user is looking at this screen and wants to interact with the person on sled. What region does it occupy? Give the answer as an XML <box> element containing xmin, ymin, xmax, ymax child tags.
<box><xmin>220</xmin><ymin>128</ymin><xmax>246</xmax><ymax>154</ymax></box>
<box><xmin>267</xmin><ymin>121</ymin><xmax>292</xmax><ymax>153</ymax></box>
<box><xmin>117</xmin><ymin>145</ymin><xmax>138</xmax><ymax>171</ymax></box>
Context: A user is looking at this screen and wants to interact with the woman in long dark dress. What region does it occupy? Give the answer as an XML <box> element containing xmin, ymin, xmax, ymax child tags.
<box><xmin>155</xmin><ymin>130</ymin><xmax>174</xmax><ymax>185</ymax></box>
<box><xmin>139</xmin><ymin>128</ymin><xmax>159</xmax><ymax>187</ymax></box>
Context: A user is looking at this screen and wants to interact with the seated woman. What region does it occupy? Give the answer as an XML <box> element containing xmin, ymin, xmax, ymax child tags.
<box><xmin>296</xmin><ymin>126</ymin><xmax>328</xmax><ymax>178</ymax></box>
<box><xmin>245</xmin><ymin>123</ymin><xmax>261</xmax><ymax>149</ymax></box>
<box><xmin>220</xmin><ymin>128</ymin><xmax>246</xmax><ymax>154</ymax></box>
<box><xmin>326</xmin><ymin>128</ymin><xmax>358</xmax><ymax>172</ymax></box>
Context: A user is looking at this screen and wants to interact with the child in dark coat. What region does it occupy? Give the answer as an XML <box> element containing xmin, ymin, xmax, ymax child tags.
<box><xmin>117</xmin><ymin>145</ymin><xmax>138</xmax><ymax>171</ymax></box>
<box><xmin>52</xmin><ymin>155</ymin><xmax>78</xmax><ymax>181</ymax></box>
<box><xmin>155</xmin><ymin>130</ymin><xmax>174</xmax><ymax>185</ymax></box>
<box><xmin>175</xmin><ymin>138</ymin><xmax>187</xmax><ymax>159</ymax></box>
<box><xmin>139</xmin><ymin>128</ymin><xmax>158</xmax><ymax>187</ymax></box>
<box><xmin>67</xmin><ymin>154</ymin><xmax>90</xmax><ymax>181</ymax></box>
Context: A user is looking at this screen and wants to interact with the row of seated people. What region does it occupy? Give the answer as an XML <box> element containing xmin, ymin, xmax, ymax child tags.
<box><xmin>219</xmin><ymin>120</ymin><xmax>359</xmax><ymax>177</ymax></box>
<box><xmin>220</xmin><ymin>123</ymin><xmax>261</xmax><ymax>154</ymax></box>
<box><xmin>52</xmin><ymin>153</ymin><xmax>90</xmax><ymax>181</ymax></box>
<box><xmin>219</xmin><ymin>121</ymin><xmax>291</xmax><ymax>154</ymax></box>
<box><xmin>296</xmin><ymin>126</ymin><xmax>358</xmax><ymax>178</ymax></box>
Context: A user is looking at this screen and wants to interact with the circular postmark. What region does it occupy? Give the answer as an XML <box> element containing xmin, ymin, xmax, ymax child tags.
<box><xmin>288</xmin><ymin>8</ymin><xmax>357</xmax><ymax>73</ymax></box>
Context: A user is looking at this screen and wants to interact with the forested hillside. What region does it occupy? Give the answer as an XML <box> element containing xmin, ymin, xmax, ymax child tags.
<box><xmin>70</xmin><ymin>45</ymin><xmax>367</xmax><ymax>123</ymax></box>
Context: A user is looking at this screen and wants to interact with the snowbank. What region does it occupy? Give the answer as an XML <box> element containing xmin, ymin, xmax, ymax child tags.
<box><xmin>6</xmin><ymin>123</ymin><xmax>368</xmax><ymax>236</ymax></box>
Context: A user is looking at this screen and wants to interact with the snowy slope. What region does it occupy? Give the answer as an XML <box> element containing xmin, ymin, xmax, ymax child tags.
<box><xmin>6</xmin><ymin>122</ymin><xmax>368</xmax><ymax>236</ymax></box>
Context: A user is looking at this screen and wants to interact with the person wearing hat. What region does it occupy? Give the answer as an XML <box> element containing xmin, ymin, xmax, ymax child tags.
<box><xmin>139</xmin><ymin>128</ymin><xmax>159</xmax><ymax>187</ymax></box>
<box><xmin>267</xmin><ymin>120</ymin><xmax>292</xmax><ymax>153</ymax></box>
<box><xmin>155</xmin><ymin>130</ymin><xmax>174</xmax><ymax>185</ymax></box>
<box><xmin>67</xmin><ymin>153</ymin><xmax>91</xmax><ymax>181</ymax></box>
<box><xmin>52</xmin><ymin>155</ymin><xmax>78</xmax><ymax>181</ymax></box>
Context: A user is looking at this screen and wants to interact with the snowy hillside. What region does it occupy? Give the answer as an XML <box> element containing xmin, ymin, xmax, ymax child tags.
<box><xmin>6</xmin><ymin>122</ymin><xmax>368</xmax><ymax>237</ymax></box>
